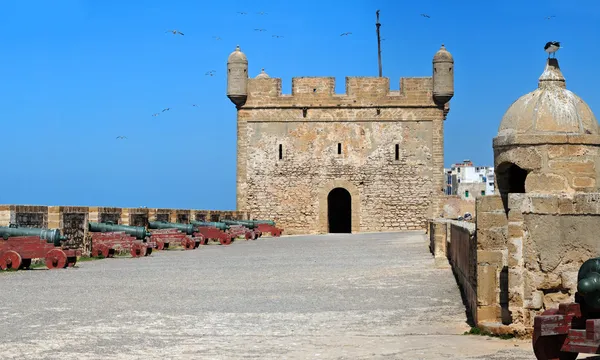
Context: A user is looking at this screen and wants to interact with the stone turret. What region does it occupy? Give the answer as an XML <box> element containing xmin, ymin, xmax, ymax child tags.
<box><xmin>432</xmin><ymin>44</ymin><xmax>454</xmax><ymax>105</ymax></box>
<box><xmin>494</xmin><ymin>58</ymin><xmax>600</xmax><ymax>200</ymax></box>
<box><xmin>255</xmin><ymin>68</ymin><xmax>270</xmax><ymax>79</ymax></box>
<box><xmin>227</xmin><ymin>45</ymin><xmax>248</xmax><ymax>108</ymax></box>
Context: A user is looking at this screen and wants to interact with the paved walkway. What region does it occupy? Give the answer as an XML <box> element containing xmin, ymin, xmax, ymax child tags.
<box><xmin>0</xmin><ymin>231</ymin><xmax>562</xmax><ymax>359</ymax></box>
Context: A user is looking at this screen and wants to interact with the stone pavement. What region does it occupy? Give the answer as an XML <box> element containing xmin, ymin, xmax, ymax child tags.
<box><xmin>0</xmin><ymin>231</ymin><xmax>593</xmax><ymax>359</ymax></box>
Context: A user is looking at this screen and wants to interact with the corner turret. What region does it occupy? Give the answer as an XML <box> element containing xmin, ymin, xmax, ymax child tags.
<box><xmin>432</xmin><ymin>44</ymin><xmax>454</xmax><ymax>105</ymax></box>
<box><xmin>227</xmin><ymin>45</ymin><xmax>248</xmax><ymax>108</ymax></box>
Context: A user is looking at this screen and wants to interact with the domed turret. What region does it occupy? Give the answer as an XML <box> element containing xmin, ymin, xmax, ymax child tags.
<box><xmin>255</xmin><ymin>68</ymin><xmax>270</xmax><ymax>79</ymax></box>
<box><xmin>493</xmin><ymin>58</ymin><xmax>600</xmax><ymax>197</ymax></box>
<box><xmin>227</xmin><ymin>45</ymin><xmax>248</xmax><ymax>108</ymax></box>
<box><xmin>432</xmin><ymin>44</ymin><xmax>454</xmax><ymax>105</ymax></box>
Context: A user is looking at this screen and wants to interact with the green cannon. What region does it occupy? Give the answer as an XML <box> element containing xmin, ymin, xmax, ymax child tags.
<box><xmin>0</xmin><ymin>224</ymin><xmax>67</xmax><ymax>246</ymax></box>
<box><xmin>88</xmin><ymin>222</ymin><xmax>151</xmax><ymax>240</ymax></box>
<box><xmin>221</xmin><ymin>219</ymin><xmax>258</xmax><ymax>229</ymax></box>
<box><xmin>251</xmin><ymin>219</ymin><xmax>276</xmax><ymax>226</ymax></box>
<box><xmin>577</xmin><ymin>258</ymin><xmax>600</xmax><ymax>312</ymax></box>
<box><xmin>190</xmin><ymin>220</ymin><xmax>229</xmax><ymax>231</ymax></box>
<box><xmin>148</xmin><ymin>221</ymin><xmax>196</xmax><ymax>236</ymax></box>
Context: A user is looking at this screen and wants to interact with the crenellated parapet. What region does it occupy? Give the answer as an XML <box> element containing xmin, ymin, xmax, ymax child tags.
<box><xmin>227</xmin><ymin>44</ymin><xmax>454</xmax><ymax>111</ymax></box>
<box><xmin>243</xmin><ymin>76</ymin><xmax>436</xmax><ymax>108</ymax></box>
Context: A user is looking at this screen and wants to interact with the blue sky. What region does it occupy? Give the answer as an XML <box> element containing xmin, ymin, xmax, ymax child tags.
<box><xmin>1</xmin><ymin>0</ymin><xmax>599</xmax><ymax>209</ymax></box>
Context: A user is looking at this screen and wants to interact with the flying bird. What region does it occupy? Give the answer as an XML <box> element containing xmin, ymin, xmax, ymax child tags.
<box><xmin>340</xmin><ymin>32</ymin><xmax>352</xmax><ymax>36</ymax></box>
<box><xmin>205</xmin><ymin>70</ymin><xmax>216</xmax><ymax>76</ymax></box>
<box><xmin>257</xmin><ymin>11</ymin><xmax>267</xmax><ymax>15</ymax></box>
<box><xmin>254</xmin><ymin>28</ymin><xmax>267</xmax><ymax>32</ymax></box>
<box><xmin>236</xmin><ymin>11</ymin><xmax>247</xmax><ymax>15</ymax></box>
<box><xmin>162</xmin><ymin>108</ymin><xmax>171</xmax><ymax>112</ymax></box>
<box><xmin>420</xmin><ymin>13</ymin><xmax>430</xmax><ymax>18</ymax></box>
<box><xmin>152</xmin><ymin>113</ymin><xmax>160</xmax><ymax>117</ymax></box>
<box><xmin>213</xmin><ymin>36</ymin><xmax>222</xmax><ymax>40</ymax></box>
<box><xmin>544</xmin><ymin>41</ymin><xmax>561</xmax><ymax>58</ymax></box>
<box><xmin>192</xmin><ymin>104</ymin><xmax>198</xmax><ymax>107</ymax></box>
<box><xmin>545</xmin><ymin>15</ymin><xmax>556</xmax><ymax>20</ymax></box>
<box><xmin>272</xmin><ymin>35</ymin><xmax>284</xmax><ymax>38</ymax></box>
<box><xmin>166</xmin><ymin>30</ymin><xmax>184</xmax><ymax>36</ymax></box>
<box><xmin>116</xmin><ymin>136</ymin><xmax>127</xmax><ymax>140</ymax></box>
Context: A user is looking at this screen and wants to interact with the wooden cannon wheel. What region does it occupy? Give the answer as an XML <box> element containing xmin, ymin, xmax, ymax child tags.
<box><xmin>45</xmin><ymin>249</ymin><xmax>68</xmax><ymax>269</ymax></box>
<box><xmin>91</xmin><ymin>244</ymin><xmax>110</xmax><ymax>258</ymax></box>
<box><xmin>532</xmin><ymin>309</ymin><xmax>578</xmax><ymax>360</ymax></box>
<box><xmin>155</xmin><ymin>240</ymin><xmax>165</xmax><ymax>251</ymax></box>
<box><xmin>130</xmin><ymin>243</ymin><xmax>145</xmax><ymax>258</ymax></box>
<box><xmin>245</xmin><ymin>231</ymin><xmax>255</xmax><ymax>241</ymax></box>
<box><xmin>219</xmin><ymin>236</ymin><xmax>233</xmax><ymax>246</ymax></box>
<box><xmin>183</xmin><ymin>238</ymin><xmax>195</xmax><ymax>250</ymax></box>
<box><xmin>0</xmin><ymin>250</ymin><xmax>22</xmax><ymax>270</ymax></box>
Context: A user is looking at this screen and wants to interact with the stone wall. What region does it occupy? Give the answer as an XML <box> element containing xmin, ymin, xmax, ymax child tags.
<box><xmin>0</xmin><ymin>205</ymin><xmax>249</xmax><ymax>254</ymax></box>
<box><xmin>440</xmin><ymin>195</ymin><xmax>476</xmax><ymax>219</ymax></box>
<box><xmin>434</xmin><ymin>193</ymin><xmax>600</xmax><ymax>335</ymax></box>
<box><xmin>506</xmin><ymin>193</ymin><xmax>600</xmax><ymax>330</ymax></box>
<box><xmin>429</xmin><ymin>219</ymin><xmax>477</xmax><ymax>323</ymax></box>
<box><xmin>238</xmin><ymin>76</ymin><xmax>447</xmax><ymax>234</ymax></box>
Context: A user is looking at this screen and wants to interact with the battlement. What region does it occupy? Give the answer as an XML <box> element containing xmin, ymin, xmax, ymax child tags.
<box><xmin>245</xmin><ymin>76</ymin><xmax>435</xmax><ymax>107</ymax></box>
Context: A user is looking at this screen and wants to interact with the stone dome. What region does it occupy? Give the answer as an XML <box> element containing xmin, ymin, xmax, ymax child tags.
<box><xmin>498</xmin><ymin>59</ymin><xmax>599</xmax><ymax>137</ymax></box>
<box><xmin>227</xmin><ymin>45</ymin><xmax>247</xmax><ymax>64</ymax></box>
<box><xmin>433</xmin><ymin>44</ymin><xmax>453</xmax><ymax>63</ymax></box>
<box><xmin>255</xmin><ymin>68</ymin><xmax>270</xmax><ymax>79</ymax></box>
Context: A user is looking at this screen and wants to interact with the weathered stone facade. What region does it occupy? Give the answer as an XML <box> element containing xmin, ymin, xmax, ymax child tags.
<box><xmin>228</xmin><ymin>45</ymin><xmax>454</xmax><ymax>234</ymax></box>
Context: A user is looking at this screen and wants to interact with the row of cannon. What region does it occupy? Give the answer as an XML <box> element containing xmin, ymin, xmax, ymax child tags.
<box><xmin>0</xmin><ymin>219</ymin><xmax>283</xmax><ymax>271</ymax></box>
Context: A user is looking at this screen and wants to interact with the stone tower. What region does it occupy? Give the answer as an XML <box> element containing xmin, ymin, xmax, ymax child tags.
<box><xmin>228</xmin><ymin>44</ymin><xmax>454</xmax><ymax>234</ymax></box>
<box><xmin>432</xmin><ymin>44</ymin><xmax>455</xmax><ymax>106</ymax></box>
<box><xmin>226</xmin><ymin>45</ymin><xmax>248</xmax><ymax>108</ymax></box>
<box><xmin>494</xmin><ymin>58</ymin><xmax>600</xmax><ymax>209</ymax></box>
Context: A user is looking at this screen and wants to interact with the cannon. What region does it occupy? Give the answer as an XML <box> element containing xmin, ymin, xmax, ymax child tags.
<box><xmin>248</xmin><ymin>219</ymin><xmax>283</xmax><ymax>237</ymax></box>
<box><xmin>533</xmin><ymin>258</ymin><xmax>600</xmax><ymax>359</ymax></box>
<box><xmin>88</xmin><ymin>222</ymin><xmax>155</xmax><ymax>258</ymax></box>
<box><xmin>0</xmin><ymin>224</ymin><xmax>81</xmax><ymax>270</ymax></box>
<box><xmin>219</xmin><ymin>220</ymin><xmax>262</xmax><ymax>240</ymax></box>
<box><xmin>189</xmin><ymin>221</ymin><xmax>234</xmax><ymax>245</ymax></box>
<box><xmin>147</xmin><ymin>221</ymin><xmax>203</xmax><ymax>250</ymax></box>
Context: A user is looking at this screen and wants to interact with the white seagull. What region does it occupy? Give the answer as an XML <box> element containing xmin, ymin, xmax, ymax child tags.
<box><xmin>544</xmin><ymin>41</ymin><xmax>561</xmax><ymax>58</ymax></box>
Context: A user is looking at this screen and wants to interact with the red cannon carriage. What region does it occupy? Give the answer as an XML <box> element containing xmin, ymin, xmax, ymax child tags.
<box><xmin>88</xmin><ymin>222</ymin><xmax>154</xmax><ymax>258</ymax></box>
<box><xmin>0</xmin><ymin>224</ymin><xmax>81</xmax><ymax>270</ymax></box>
<box><xmin>190</xmin><ymin>221</ymin><xmax>235</xmax><ymax>245</ymax></box>
<box><xmin>533</xmin><ymin>258</ymin><xmax>600</xmax><ymax>359</ymax></box>
<box><xmin>147</xmin><ymin>221</ymin><xmax>204</xmax><ymax>250</ymax></box>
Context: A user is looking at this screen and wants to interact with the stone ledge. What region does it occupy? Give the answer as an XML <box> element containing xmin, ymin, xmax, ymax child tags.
<box><xmin>478</xmin><ymin>321</ymin><xmax>532</xmax><ymax>339</ymax></box>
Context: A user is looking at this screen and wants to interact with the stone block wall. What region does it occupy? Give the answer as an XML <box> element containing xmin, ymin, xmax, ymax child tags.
<box><xmin>507</xmin><ymin>193</ymin><xmax>600</xmax><ymax>330</ymax></box>
<box><xmin>239</xmin><ymin>76</ymin><xmax>447</xmax><ymax>234</ymax></box>
<box><xmin>440</xmin><ymin>195</ymin><xmax>476</xmax><ymax>219</ymax></box>
<box><xmin>0</xmin><ymin>205</ymin><xmax>249</xmax><ymax>254</ymax></box>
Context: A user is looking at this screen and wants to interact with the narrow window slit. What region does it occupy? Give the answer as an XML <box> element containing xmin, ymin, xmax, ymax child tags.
<box><xmin>395</xmin><ymin>144</ymin><xmax>399</xmax><ymax>160</ymax></box>
<box><xmin>337</xmin><ymin>143</ymin><xmax>342</xmax><ymax>155</ymax></box>
<box><xmin>278</xmin><ymin>144</ymin><xmax>283</xmax><ymax>160</ymax></box>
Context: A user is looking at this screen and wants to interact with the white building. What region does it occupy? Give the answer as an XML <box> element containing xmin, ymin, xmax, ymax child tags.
<box><xmin>444</xmin><ymin>160</ymin><xmax>495</xmax><ymax>200</ymax></box>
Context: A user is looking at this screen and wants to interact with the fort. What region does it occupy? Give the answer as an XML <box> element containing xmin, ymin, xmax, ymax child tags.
<box><xmin>2</xmin><ymin>42</ymin><xmax>600</xmax><ymax>347</ymax></box>
<box><xmin>227</xmin><ymin>44</ymin><xmax>454</xmax><ymax>234</ymax></box>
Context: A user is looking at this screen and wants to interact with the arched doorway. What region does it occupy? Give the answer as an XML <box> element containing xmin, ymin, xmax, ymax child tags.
<box><xmin>327</xmin><ymin>187</ymin><xmax>352</xmax><ymax>233</ymax></box>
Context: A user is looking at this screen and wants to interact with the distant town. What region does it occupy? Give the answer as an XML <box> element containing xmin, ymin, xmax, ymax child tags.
<box><xmin>444</xmin><ymin>160</ymin><xmax>495</xmax><ymax>200</ymax></box>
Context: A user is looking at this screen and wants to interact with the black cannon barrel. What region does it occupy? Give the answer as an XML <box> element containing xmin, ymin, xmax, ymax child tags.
<box><xmin>221</xmin><ymin>219</ymin><xmax>257</xmax><ymax>229</ymax></box>
<box><xmin>88</xmin><ymin>222</ymin><xmax>151</xmax><ymax>240</ymax></box>
<box><xmin>190</xmin><ymin>220</ymin><xmax>229</xmax><ymax>231</ymax></box>
<box><xmin>148</xmin><ymin>221</ymin><xmax>196</xmax><ymax>236</ymax></box>
<box><xmin>0</xmin><ymin>225</ymin><xmax>67</xmax><ymax>246</ymax></box>
<box><xmin>577</xmin><ymin>258</ymin><xmax>600</xmax><ymax>312</ymax></box>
